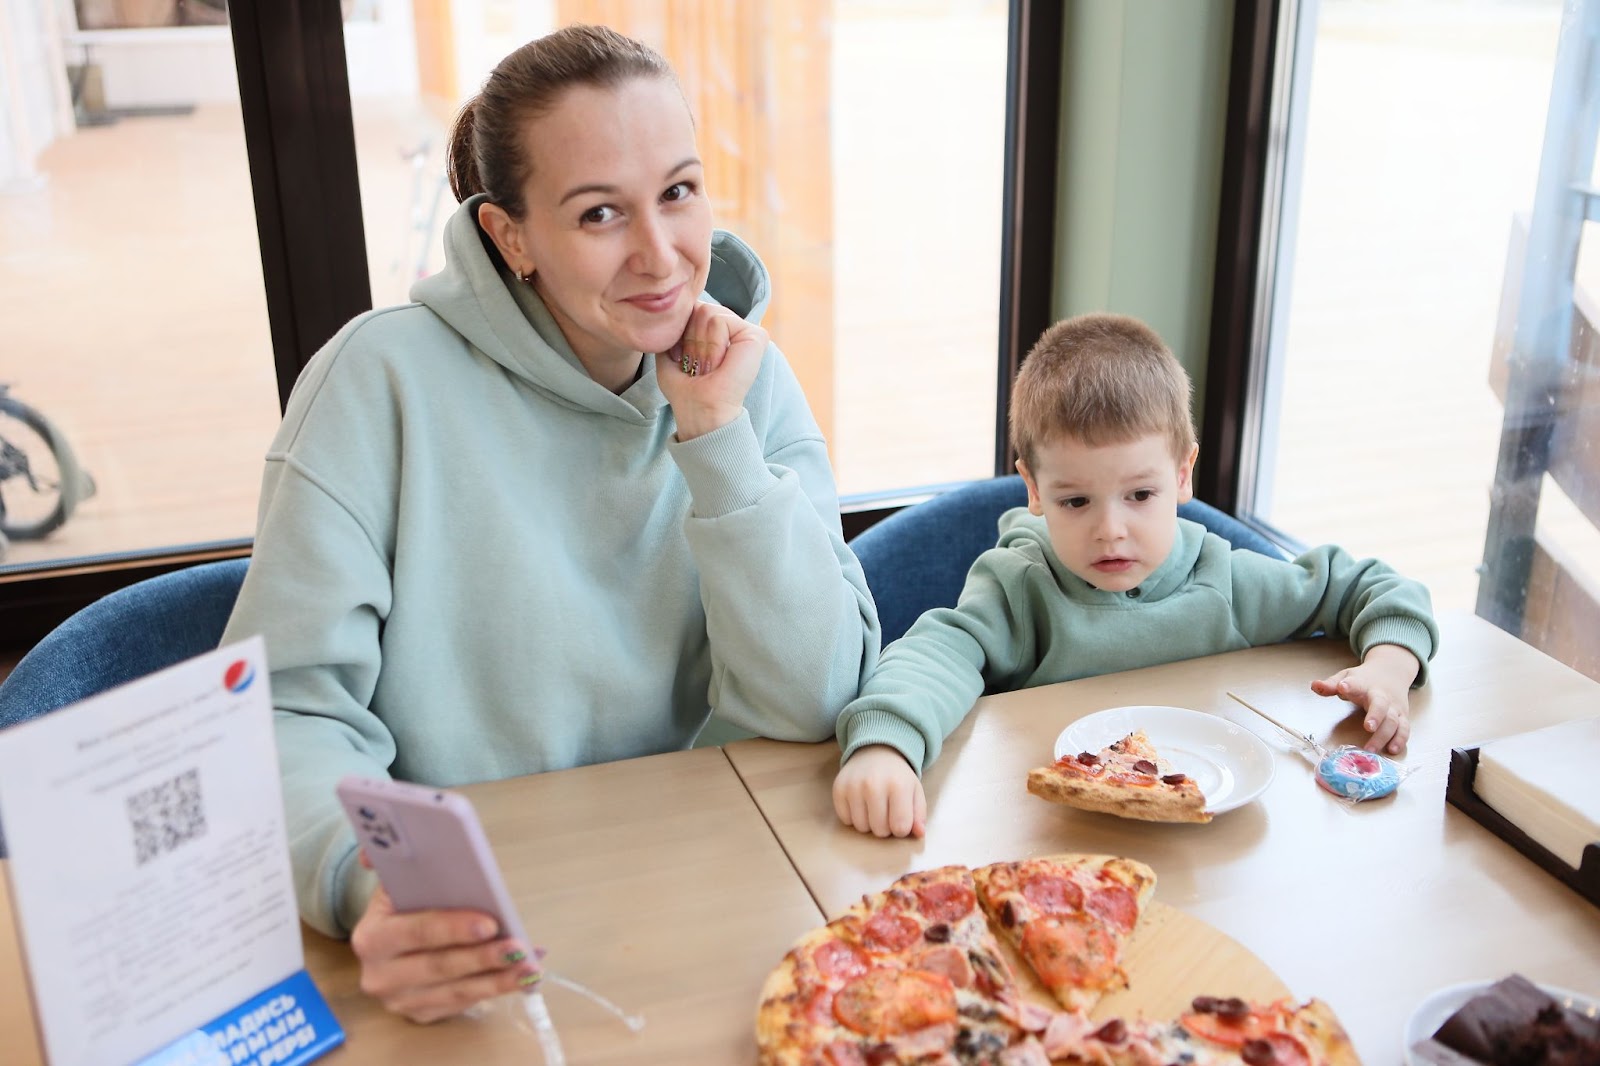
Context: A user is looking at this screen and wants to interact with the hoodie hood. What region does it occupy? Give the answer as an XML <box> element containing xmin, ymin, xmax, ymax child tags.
<box><xmin>409</xmin><ymin>194</ymin><xmax>772</xmax><ymax>423</ymax></box>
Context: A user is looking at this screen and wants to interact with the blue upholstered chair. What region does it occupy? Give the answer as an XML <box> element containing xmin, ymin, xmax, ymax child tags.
<box><xmin>848</xmin><ymin>475</ymin><xmax>1287</xmax><ymax>645</ymax></box>
<box><xmin>0</xmin><ymin>558</ymin><xmax>249</xmax><ymax>856</ymax></box>
<box><xmin>0</xmin><ymin>558</ymin><xmax>249</xmax><ymax>730</ymax></box>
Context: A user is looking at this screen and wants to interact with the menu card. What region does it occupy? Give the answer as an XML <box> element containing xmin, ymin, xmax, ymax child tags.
<box><xmin>0</xmin><ymin>637</ymin><xmax>342</xmax><ymax>1066</ymax></box>
<box><xmin>1473</xmin><ymin>716</ymin><xmax>1600</xmax><ymax>870</ymax></box>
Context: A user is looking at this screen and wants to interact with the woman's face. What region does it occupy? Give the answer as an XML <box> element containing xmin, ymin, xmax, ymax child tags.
<box><xmin>485</xmin><ymin>76</ymin><xmax>712</xmax><ymax>377</ymax></box>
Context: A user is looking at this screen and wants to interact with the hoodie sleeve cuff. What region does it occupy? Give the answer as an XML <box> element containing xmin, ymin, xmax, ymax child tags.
<box><xmin>840</xmin><ymin>709</ymin><xmax>930</xmax><ymax>775</ymax></box>
<box><xmin>668</xmin><ymin>411</ymin><xmax>781</xmax><ymax>518</ymax></box>
<box><xmin>1356</xmin><ymin>617</ymin><xmax>1438</xmax><ymax>687</ymax></box>
<box><xmin>334</xmin><ymin>850</ymin><xmax>381</xmax><ymax>937</ymax></box>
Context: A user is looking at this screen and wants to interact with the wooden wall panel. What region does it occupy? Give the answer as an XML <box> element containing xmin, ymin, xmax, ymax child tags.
<box><xmin>411</xmin><ymin>0</ymin><xmax>459</xmax><ymax>105</ymax></box>
<box><xmin>555</xmin><ymin>0</ymin><xmax>836</xmax><ymax>442</ymax></box>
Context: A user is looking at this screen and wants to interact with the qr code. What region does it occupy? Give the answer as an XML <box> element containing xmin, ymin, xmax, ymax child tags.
<box><xmin>127</xmin><ymin>768</ymin><xmax>207</xmax><ymax>866</ymax></box>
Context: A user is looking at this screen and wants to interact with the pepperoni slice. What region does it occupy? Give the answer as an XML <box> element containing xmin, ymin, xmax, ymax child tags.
<box><xmin>802</xmin><ymin>985</ymin><xmax>836</xmax><ymax>1024</ymax></box>
<box><xmin>1086</xmin><ymin>884</ymin><xmax>1138</xmax><ymax>933</ymax></box>
<box><xmin>915</xmin><ymin>880</ymin><xmax>975</xmax><ymax>923</ymax></box>
<box><xmin>1020</xmin><ymin>915</ymin><xmax>1117</xmax><ymax>991</ymax></box>
<box><xmin>833</xmin><ymin>969</ymin><xmax>958</xmax><ymax>1037</ymax></box>
<box><xmin>1021</xmin><ymin>874</ymin><xmax>1084</xmax><ymax>916</ymax></box>
<box><xmin>862</xmin><ymin>911</ymin><xmax>922</xmax><ymax>955</ymax></box>
<box><xmin>812</xmin><ymin>938</ymin><xmax>870</xmax><ymax>981</ymax></box>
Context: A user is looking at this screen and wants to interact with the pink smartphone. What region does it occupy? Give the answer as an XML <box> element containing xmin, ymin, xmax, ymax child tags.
<box><xmin>335</xmin><ymin>775</ymin><xmax>529</xmax><ymax>944</ymax></box>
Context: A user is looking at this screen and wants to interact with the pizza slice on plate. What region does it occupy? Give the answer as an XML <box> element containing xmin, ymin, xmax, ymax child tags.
<box><xmin>1027</xmin><ymin>729</ymin><xmax>1211</xmax><ymax>824</ymax></box>
<box><xmin>972</xmin><ymin>854</ymin><xmax>1155</xmax><ymax>1014</ymax></box>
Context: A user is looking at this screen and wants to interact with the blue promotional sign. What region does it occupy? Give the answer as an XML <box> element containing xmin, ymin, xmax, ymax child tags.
<box><xmin>135</xmin><ymin>969</ymin><xmax>343</xmax><ymax>1066</ymax></box>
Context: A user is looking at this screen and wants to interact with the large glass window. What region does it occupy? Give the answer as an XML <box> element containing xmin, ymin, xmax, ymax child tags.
<box><xmin>345</xmin><ymin>0</ymin><xmax>1008</xmax><ymax>499</ymax></box>
<box><xmin>1</xmin><ymin>0</ymin><xmax>276</xmax><ymax>571</ymax></box>
<box><xmin>1250</xmin><ymin>0</ymin><xmax>1599</xmax><ymax>678</ymax></box>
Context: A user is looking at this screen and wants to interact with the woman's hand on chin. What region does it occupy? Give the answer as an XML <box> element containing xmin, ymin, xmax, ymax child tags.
<box><xmin>656</xmin><ymin>303</ymin><xmax>766</xmax><ymax>441</ymax></box>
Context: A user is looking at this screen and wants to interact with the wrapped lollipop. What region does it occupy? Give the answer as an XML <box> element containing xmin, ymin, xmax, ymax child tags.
<box><xmin>1225</xmin><ymin>692</ymin><xmax>1410</xmax><ymax>803</ymax></box>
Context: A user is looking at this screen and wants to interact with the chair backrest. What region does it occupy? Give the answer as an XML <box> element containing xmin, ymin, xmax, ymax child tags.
<box><xmin>848</xmin><ymin>475</ymin><xmax>1287</xmax><ymax>645</ymax></box>
<box><xmin>0</xmin><ymin>558</ymin><xmax>250</xmax><ymax>731</ymax></box>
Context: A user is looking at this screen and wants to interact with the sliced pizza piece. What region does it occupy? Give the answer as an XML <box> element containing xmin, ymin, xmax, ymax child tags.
<box><xmin>1027</xmin><ymin>729</ymin><xmax>1211</xmax><ymax>823</ymax></box>
<box><xmin>1135</xmin><ymin>996</ymin><xmax>1361</xmax><ymax>1066</ymax></box>
<box><xmin>758</xmin><ymin>865</ymin><xmax>1039</xmax><ymax>1065</ymax></box>
<box><xmin>972</xmin><ymin>854</ymin><xmax>1156</xmax><ymax>1014</ymax></box>
<box><xmin>1037</xmin><ymin>997</ymin><xmax>1358</xmax><ymax>1066</ymax></box>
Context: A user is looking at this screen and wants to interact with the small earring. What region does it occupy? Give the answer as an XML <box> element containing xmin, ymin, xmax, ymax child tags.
<box><xmin>518</xmin><ymin>268</ymin><xmax>533</xmax><ymax>284</ymax></box>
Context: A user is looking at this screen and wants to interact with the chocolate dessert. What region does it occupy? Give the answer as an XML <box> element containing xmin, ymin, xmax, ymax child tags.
<box><xmin>1411</xmin><ymin>974</ymin><xmax>1600</xmax><ymax>1066</ymax></box>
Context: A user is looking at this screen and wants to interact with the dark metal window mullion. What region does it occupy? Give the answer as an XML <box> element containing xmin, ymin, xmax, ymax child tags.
<box><xmin>229</xmin><ymin>0</ymin><xmax>373</xmax><ymax>411</ymax></box>
<box><xmin>1198</xmin><ymin>0</ymin><xmax>1283</xmax><ymax>513</ymax></box>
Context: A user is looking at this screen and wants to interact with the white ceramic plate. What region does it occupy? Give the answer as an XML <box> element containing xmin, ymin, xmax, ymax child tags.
<box><xmin>1403</xmin><ymin>979</ymin><xmax>1600</xmax><ymax>1064</ymax></box>
<box><xmin>1054</xmin><ymin>705</ymin><xmax>1276</xmax><ymax>816</ymax></box>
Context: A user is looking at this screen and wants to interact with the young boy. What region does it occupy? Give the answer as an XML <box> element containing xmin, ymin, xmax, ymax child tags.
<box><xmin>833</xmin><ymin>313</ymin><xmax>1438</xmax><ymax>839</ymax></box>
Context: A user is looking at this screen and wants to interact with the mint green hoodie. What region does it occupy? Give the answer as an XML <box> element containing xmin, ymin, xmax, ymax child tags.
<box><xmin>224</xmin><ymin>197</ymin><xmax>878</xmax><ymax>936</ymax></box>
<box><xmin>838</xmin><ymin>509</ymin><xmax>1437</xmax><ymax>772</ymax></box>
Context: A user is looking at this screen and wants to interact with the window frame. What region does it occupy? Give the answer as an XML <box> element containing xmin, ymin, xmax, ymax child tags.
<box><xmin>2</xmin><ymin>0</ymin><xmax>1063</xmax><ymax>644</ymax></box>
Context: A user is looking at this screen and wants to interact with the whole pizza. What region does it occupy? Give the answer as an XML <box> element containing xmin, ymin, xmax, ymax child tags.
<box><xmin>756</xmin><ymin>854</ymin><xmax>1358</xmax><ymax>1066</ymax></box>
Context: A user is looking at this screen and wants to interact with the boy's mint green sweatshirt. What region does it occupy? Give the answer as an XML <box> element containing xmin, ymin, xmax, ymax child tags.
<box><xmin>224</xmin><ymin>197</ymin><xmax>878</xmax><ymax>937</ymax></box>
<box><xmin>838</xmin><ymin>509</ymin><xmax>1437</xmax><ymax>772</ymax></box>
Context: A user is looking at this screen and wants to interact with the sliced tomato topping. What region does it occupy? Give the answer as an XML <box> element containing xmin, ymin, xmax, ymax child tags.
<box><xmin>915</xmin><ymin>880</ymin><xmax>975</xmax><ymax>922</ymax></box>
<box><xmin>811</xmin><ymin>938</ymin><xmax>870</xmax><ymax>981</ymax></box>
<box><xmin>832</xmin><ymin>968</ymin><xmax>958</xmax><ymax>1037</ymax></box>
<box><xmin>861</xmin><ymin>911</ymin><xmax>922</xmax><ymax>955</ymax></box>
<box><xmin>1020</xmin><ymin>915</ymin><xmax>1117</xmax><ymax>991</ymax></box>
<box><xmin>1180</xmin><ymin>1009</ymin><xmax>1274</xmax><ymax>1048</ymax></box>
<box><xmin>1021</xmin><ymin>874</ymin><xmax>1084</xmax><ymax>916</ymax></box>
<box><xmin>1086</xmin><ymin>884</ymin><xmax>1138</xmax><ymax>933</ymax></box>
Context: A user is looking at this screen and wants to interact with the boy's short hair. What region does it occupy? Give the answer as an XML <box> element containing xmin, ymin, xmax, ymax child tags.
<box><xmin>1009</xmin><ymin>312</ymin><xmax>1196</xmax><ymax>469</ymax></box>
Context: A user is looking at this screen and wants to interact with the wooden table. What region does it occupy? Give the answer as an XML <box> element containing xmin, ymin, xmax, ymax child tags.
<box><xmin>3</xmin><ymin>610</ymin><xmax>1596</xmax><ymax>1064</ymax></box>
<box><xmin>0</xmin><ymin>747</ymin><xmax>825</xmax><ymax>1066</ymax></box>
<box><xmin>725</xmin><ymin>610</ymin><xmax>1600</xmax><ymax>1064</ymax></box>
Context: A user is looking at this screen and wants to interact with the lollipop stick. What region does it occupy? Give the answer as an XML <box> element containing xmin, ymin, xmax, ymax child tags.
<box><xmin>1224</xmin><ymin>692</ymin><xmax>1324</xmax><ymax>754</ymax></box>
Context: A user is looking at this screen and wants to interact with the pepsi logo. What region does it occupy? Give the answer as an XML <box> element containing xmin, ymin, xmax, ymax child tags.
<box><xmin>223</xmin><ymin>660</ymin><xmax>255</xmax><ymax>694</ymax></box>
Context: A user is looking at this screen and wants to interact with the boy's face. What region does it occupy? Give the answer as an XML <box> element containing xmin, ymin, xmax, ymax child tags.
<box><xmin>1016</xmin><ymin>433</ymin><xmax>1198</xmax><ymax>593</ymax></box>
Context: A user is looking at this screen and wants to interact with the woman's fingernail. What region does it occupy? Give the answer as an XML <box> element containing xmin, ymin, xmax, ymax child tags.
<box><xmin>474</xmin><ymin>921</ymin><xmax>496</xmax><ymax>940</ymax></box>
<box><xmin>504</xmin><ymin>950</ymin><xmax>526</xmax><ymax>964</ymax></box>
<box><xmin>1366</xmin><ymin>719</ymin><xmax>1377</xmax><ymax>730</ymax></box>
<box><xmin>518</xmin><ymin>972</ymin><xmax>543</xmax><ymax>988</ymax></box>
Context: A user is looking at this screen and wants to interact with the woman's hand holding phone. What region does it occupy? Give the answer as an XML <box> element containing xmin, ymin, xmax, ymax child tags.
<box><xmin>656</xmin><ymin>302</ymin><xmax>767</xmax><ymax>441</ymax></box>
<box><xmin>349</xmin><ymin>852</ymin><xmax>543</xmax><ymax>1024</ymax></box>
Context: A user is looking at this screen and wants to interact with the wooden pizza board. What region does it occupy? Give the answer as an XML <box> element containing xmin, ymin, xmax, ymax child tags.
<box><xmin>1000</xmin><ymin>899</ymin><xmax>1293</xmax><ymax>1020</ymax></box>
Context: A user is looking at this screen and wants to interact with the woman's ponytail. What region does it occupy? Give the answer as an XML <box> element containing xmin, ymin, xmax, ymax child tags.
<box><xmin>446</xmin><ymin>97</ymin><xmax>483</xmax><ymax>203</ymax></box>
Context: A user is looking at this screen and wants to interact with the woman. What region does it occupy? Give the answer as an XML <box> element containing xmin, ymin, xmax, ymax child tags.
<box><xmin>222</xmin><ymin>24</ymin><xmax>878</xmax><ymax>1021</ymax></box>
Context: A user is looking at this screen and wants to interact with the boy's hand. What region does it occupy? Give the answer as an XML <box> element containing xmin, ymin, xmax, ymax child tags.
<box><xmin>1310</xmin><ymin>644</ymin><xmax>1421</xmax><ymax>756</ymax></box>
<box><xmin>833</xmin><ymin>745</ymin><xmax>926</xmax><ymax>838</ymax></box>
